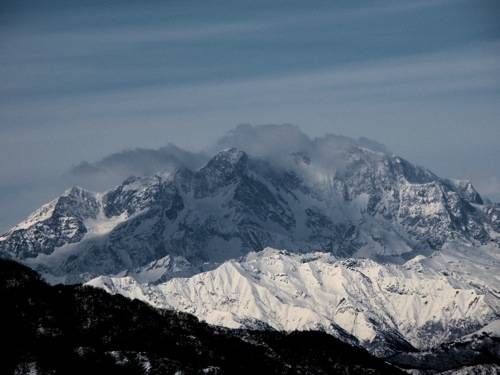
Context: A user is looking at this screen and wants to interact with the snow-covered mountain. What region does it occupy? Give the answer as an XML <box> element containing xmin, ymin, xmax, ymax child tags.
<box><xmin>0</xmin><ymin>126</ymin><xmax>499</xmax><ymax>283</ymax></box>
<box><xmin>1</xmin><ymin>125</ymin><xmax>499</xmax><ymax>368</ymax></box>
<box><xmin>86</xmin><ymin>245</ymin><xmax>500</xmax><ymax>357</ymax></box>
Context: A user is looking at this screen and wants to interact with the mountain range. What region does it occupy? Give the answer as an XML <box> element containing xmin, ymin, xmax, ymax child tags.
<box><xmin>87</xmin><ymin>245</ymin><xmax>500</xmax><ymax>359</ymax></box>
<box><xmin>1</xmin><ymin>124</ymin><xmax>499</xmax><ymax>372</ymax></box>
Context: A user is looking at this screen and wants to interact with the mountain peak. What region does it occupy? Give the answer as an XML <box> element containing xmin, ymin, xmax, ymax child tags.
<box><xmin>200</xmin><ymin>147</ymin><xmax>248</xmax><ymax>176</ymax></box>
<box><xmin>62</xmin><ymin>186</ymin><xmax>94</xmax><ymax>198</ymax></box>
<box><xmin>192</xmin><ymin>148</ymin><xmax>249</xmax><ymax>197</ymax></box>
<box><xmin>212</xmin><ymin>147</ymin><xmax>247</xmax><ymax>165</ymax></box>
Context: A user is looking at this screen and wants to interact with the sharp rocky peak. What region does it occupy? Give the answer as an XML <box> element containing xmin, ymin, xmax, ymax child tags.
<box><xmin>62</xmin><ymin>185</ymin><xmax>94</xmax><ymax>197</ymax></box>
<box><xmin>200</xmin><ymin>148</ymin><xmax>248</xmax><ymax>173</ymax></box>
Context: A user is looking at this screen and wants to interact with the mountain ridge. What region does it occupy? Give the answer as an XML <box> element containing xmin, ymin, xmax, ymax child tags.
<box><xmin>1</xmin><ymin>129</ymin><xmax>499</xmax><ymax>283</ymax></box>
<box><xmin>86</xmin><ymin>245</ymin><xmax>500</xmax><ymax>357</ymax></box>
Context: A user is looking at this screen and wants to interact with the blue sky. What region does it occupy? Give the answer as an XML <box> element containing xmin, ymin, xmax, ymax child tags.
<box><xmin>0</xmin><ymin>0</ymin><xmax>499</xmax><ymax>231</ymax></box>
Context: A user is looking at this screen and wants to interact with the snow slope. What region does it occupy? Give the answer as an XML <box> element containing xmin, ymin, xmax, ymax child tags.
<box><xmin>87</xmin><ymin>244</ymin><xmax>500</xmax><ymax>356</ymax></box>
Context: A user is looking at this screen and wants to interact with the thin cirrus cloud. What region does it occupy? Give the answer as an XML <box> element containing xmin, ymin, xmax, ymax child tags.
<box><xmin>2</xmin><ymin>0</ymin><xmax>498</xmax><ymax>102</ymax></box>
<box><xmin>2</xmin><ymin>40</ymin><xmax>498</xmax><ymax>125</ymax></box>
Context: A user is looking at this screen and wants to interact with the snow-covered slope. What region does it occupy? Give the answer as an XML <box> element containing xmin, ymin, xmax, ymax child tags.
<box><xmin>87</xmin><ymin>244</ymin><xmax>500</xmax><ymax>357</ymax></box>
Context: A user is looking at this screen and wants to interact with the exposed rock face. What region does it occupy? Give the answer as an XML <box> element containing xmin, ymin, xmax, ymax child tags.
<box><xmin>0</xmin><ymin>187</ymin><xmax>100</xmax><ymax>259</ymax></box>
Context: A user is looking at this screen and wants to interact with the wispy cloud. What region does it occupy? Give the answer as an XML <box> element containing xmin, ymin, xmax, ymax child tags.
<box><xmin>3</xmin><ymin>40</ymin><xmax>498</xmax><ymax>121</ymax></box>
<box><xmin>473</xmin><ymin>176</ymin><xmax>500</xmax><ymax>202</ymax></box>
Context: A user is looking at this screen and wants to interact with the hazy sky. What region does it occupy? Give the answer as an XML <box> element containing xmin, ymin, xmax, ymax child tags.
<box><xmin>1</xmin><ymin>0</ymin><xmax>500</xmax><ymax>231</ymax></box>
